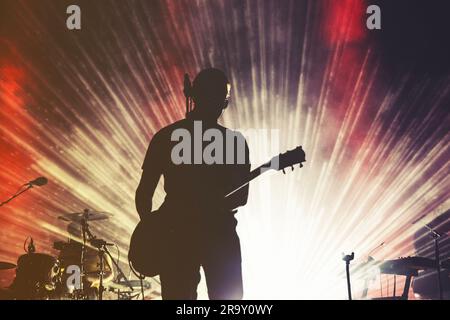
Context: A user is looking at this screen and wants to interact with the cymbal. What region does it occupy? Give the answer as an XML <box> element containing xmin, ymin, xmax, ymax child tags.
<box><xmin>58</xmin><ymin>210</ymin><xmax>113</xmax><ymax>223</ymax></box>
<box><xmin>0</xmin><ymin>261</ymin><xmax>16</xmax><ymax>270</ymax></box>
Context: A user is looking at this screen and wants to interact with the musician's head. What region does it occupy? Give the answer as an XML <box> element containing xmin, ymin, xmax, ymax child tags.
<box><xmin>191</xmin><ymin>68</ymin><xmax>231</xmax><ymax>121</ymax></box>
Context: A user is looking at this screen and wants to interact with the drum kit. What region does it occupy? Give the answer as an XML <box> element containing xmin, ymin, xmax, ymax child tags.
<box><xmin>344</xmin><ymin>251</ymin><xmax>450</xmax><ymax>300</ymax></box>
<box><xmin>0</xmin><ymin>209</ymin><xmax>154</xmax><ymax>300</ymax></box>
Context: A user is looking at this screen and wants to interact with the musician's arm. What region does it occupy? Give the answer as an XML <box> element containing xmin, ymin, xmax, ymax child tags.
<box><xmin>225</xmin><ymin>137</ymin><xmax>250</xmax><ymax>210</ymax></box>
<box><xmin>135</xmin><ymin>132</ymin><xmax>164</xmax><ymax>220</ymax></box>
<box><xmin>135</xmin><ymin>168</ymin><xmax>160</xmax><ymax>219</ymax></box>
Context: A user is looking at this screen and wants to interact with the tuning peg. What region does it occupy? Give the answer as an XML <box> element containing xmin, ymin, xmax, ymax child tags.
<box><xmin>291</xmin><ymin>166</ymin><xmax>294</xmax><ymax>171</ymax></box>
<box><xmin>282</xmin><ymin>169</ymin><xmax>286</xmax><ymax>174</ymax></box>
<box><xmin>299</xmin><ymin>163</ymin><xmax>303</xmax><ymax>168</ymax></box>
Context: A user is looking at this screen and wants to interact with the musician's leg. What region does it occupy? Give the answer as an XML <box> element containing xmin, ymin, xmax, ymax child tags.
<box><xmin>203</xmin><ymin>229</ymin><xmax>243</xmax><ymax>300</ymax></box>
<box><xmin>160</xmin><ymin>261</ymin><xmax>201</xmax><ymax>300</ymax></box>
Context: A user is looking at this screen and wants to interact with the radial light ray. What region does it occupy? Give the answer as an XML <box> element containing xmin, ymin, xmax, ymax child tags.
<box><xmin>0</xmin><ymin>0</ymin><xmax>449</xmax><ymax>299</ymax></box>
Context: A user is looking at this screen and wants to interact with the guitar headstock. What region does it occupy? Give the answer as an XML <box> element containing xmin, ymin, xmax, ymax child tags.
<box><xmin>274</xmin><ymin>146</ymin><xmax>306</xmax><ymax>173</ymax></box>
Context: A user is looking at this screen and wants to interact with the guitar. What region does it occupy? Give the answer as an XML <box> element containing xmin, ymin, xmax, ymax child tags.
<box><xmin>128</xmin><ymin>146</ymin><xmax>306</xmax><ymax>277</ymax></box>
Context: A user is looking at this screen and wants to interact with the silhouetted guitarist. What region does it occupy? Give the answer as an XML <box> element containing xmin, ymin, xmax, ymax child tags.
<box><xmin>135</xmin><ymin>68</ymin><xmax>250</xmax><ymax>300</ymax></box>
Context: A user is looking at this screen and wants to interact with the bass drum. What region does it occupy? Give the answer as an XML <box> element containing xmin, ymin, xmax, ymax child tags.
<box><xmin>10</xmin><ymin>253</ymin><xmax>60</xmax><ymax>300</ymax></box>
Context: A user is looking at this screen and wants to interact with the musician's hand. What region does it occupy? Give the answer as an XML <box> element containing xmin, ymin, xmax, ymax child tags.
<box><xmin>138</xmin><ymin>213</ymin><xmax>147</xmax><ymax>221</ymax></box>
<box><xmin>219</xmin><ymin>197</ymin><xmax>239</xmax><ymax>214</ymax></box>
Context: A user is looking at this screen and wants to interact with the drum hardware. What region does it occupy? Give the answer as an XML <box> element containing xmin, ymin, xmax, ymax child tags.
<box><xmin>378</xmin><ymin>256</ymin><xmax>436</xmax><ymax>300</ymax></box>
<box><xmin>79</xmin><ymin>209</ymin><xmax>89</xmax><ymax>296</ymax></box>
<box><xmin>89</xmin><ymin>239</ymin><xmax>109</xmax><ymax>300</ymax></box>
<box><xmin>53</xmin><ymin>239</ymin><xmax>114</xmax><ymax>299</ymax></box>
<box><xmin>58</xmin><ymin>209</ymin><xmax>132</xmax><ymax>300</ymax></box>
<box><xmin>58</xmin><ymin>210</ymin><xmax>112</xmax><ymax>223</ymax></box>
<box><xmin>108</xmin><ymin>279</ymin><xmax>152</xmax><ymax>291</ymax></box>
<box><xmin>412</xmin><ymin>213</ymin><xmax>446</xmax><ymax>300</ymax></box>
<box><xmin>10</xmin><ymin>251</ymin><xmax>61</xmax><ymax>299</ymax></box>
<box><xmin>53</xmin><ymin>209</ymin><xmax>115</xmax><ymax>299</ymax></box>
<box><xmin>95</xmin><ymin>244</ymin><xmax>134</xmax><ymax>300</ymax></box>
<box><xmin>58</xmin><ymin>209</ymin><xmax>109</xmax><ymax>297</ymax></box>
<box><xmin>424</xmin><ymin>224</ymin><xmax>444</xmax><ymax>300</ymax></box>
<box><xmin>441</xmin><ymin>259</ymin><xmax>450</xmax><ymax>270</ymax></box>
<box><xmin>77</xmin><ymin>209</ymin><xmax>110</xmax><ymax>298</ymax></box>
<box><xmin>108</xmin><ymin>279</ymin><xmax>152</xmax><ymax>300</ymax></box>
<box><xmin>1</xmin><ymin>206</ymin><xmax>148</xmax><ymax>300</ymax></box>
<box><xmin>342</xmin><ymin>252</ymin><xmax>354</xmax><ymax>300</ymax></box>
<box><xmin>7</xmin><ymin>236</ymin><xmax>62</xmax><ymax>299</ymax></box>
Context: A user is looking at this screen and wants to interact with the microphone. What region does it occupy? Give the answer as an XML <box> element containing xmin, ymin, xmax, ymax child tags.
<box><xmin>90</xmin><ymin>238</ymin><xmax>114</xmax><ymax>248</ymax></box>
<box><xmin>28</xmin><ymin>237</ymin><xmax>36</xmax><ymax>253</ymax></box>
<box><xmin>27</xmin><ymin>177</ymin><xmax>48</xmax><ymax>187</ymax></box>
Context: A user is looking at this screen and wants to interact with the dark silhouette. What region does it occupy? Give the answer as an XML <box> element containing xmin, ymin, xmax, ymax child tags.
<box><xmin>135</xmin><ymin>68</ymin><xmax>250</xmax><ymax>300</ymax></box>
<box><xmin>412</xmin><ymin>209</ymin><xmax>450</xmax><ymax>299</ymax></box>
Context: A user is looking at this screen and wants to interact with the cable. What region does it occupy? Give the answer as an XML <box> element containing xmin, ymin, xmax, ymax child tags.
<box><xmin>114</xmin><ymin>243</ymin><xmax>120</xmax><ymax>266</ymax></box>
<box><xmin>140</xmin><ymin>277</ymin><xmax>144</xmax><ymax>300</ymax></box>
<box><xmin>128</xmin><ymin>258</ymin><xmax>145</xmax><ymax>280</ymax></box>
<box><xmin>23</xmin><ymin>236</ymin><xmax>31</xmax><ymax>253</ymax></box>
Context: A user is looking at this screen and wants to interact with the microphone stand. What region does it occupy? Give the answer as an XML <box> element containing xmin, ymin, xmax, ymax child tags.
<box><xmin>101</xmin><ymin>245</ymin><xmax>134</xmax><ymax>299</ymax></box>
<box><xmin>0</xmin><ymin>184</ymin><xmax>33</xmax><ymax>207</ymax></box>
<box><xmin>343</xmin><ymin>253</ymin><xmax>355</xmax><ymax>300</ymax></box>
<box><xmin>81</xmin><ymin>212</ymin><xmax>133</xmax><ymax>300</ymax></box>
<box><xmin>412</xmin><ymin>213</ymin><xmax>445</xmax><ymax>300</ymax></box>
<box><xmin>424</xmin><ymin>224</ymin><xmax>443</xmax><ymax>300</ymax></box>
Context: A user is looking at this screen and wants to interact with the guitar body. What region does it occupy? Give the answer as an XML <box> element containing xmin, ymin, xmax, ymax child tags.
<box><xmin>128</xmin><ymin>146</ymin><xmax>306</xmax><ymax>277</ymax></box>
<box><xmin>128</xmin><ymin>210</ymin><xmax>171</xmax><ymax>277</ymax></box>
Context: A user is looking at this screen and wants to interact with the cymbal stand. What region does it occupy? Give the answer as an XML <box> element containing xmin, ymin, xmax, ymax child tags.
<box><xmin>83</xmin><ymin>227</ymin><xmax>134</xmax><ymax>300</ymax></box>
<box><xmin>69</xmin><ymin>208</ymin><xmax>133</xmax><ymax>300</ymax></box>
<box><xmin>78</xmin><ymin>211</ymin><xmax>104</xmax><ymax>299</ymax></box>
<box><xmin>424</xmin><ymin>224</ymin><xmax>443</xmax><ymax>300</ymax></box>
<box><xmin>100</xmin><ymin>244</ymin><xmax>134</xmax><ymax>299</ymax></box>
<box><xmin>98</xmin><ymin>245</ymin><xmax>105</xmax><ymax>300</ymax></box>
<box><xmin>75</xmin><ymin>209</ymin><xmax>90</xmax><ymax>299</ymax></box>
<box><xmin>79</xmin><ymin>209</ymin><xmax>100</xmax><ymax>299</ymax></box>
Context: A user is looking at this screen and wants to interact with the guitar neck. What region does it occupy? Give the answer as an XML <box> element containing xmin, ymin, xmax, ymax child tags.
<box><xmin>225</xmin><ymin>162</ymin><xmax>270</xmax><ymax>198</ymax></box>
<box><xmin>224</xmin><ymin>146</ymin><xmax>305</xmax><ymax>199</ymax></box>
